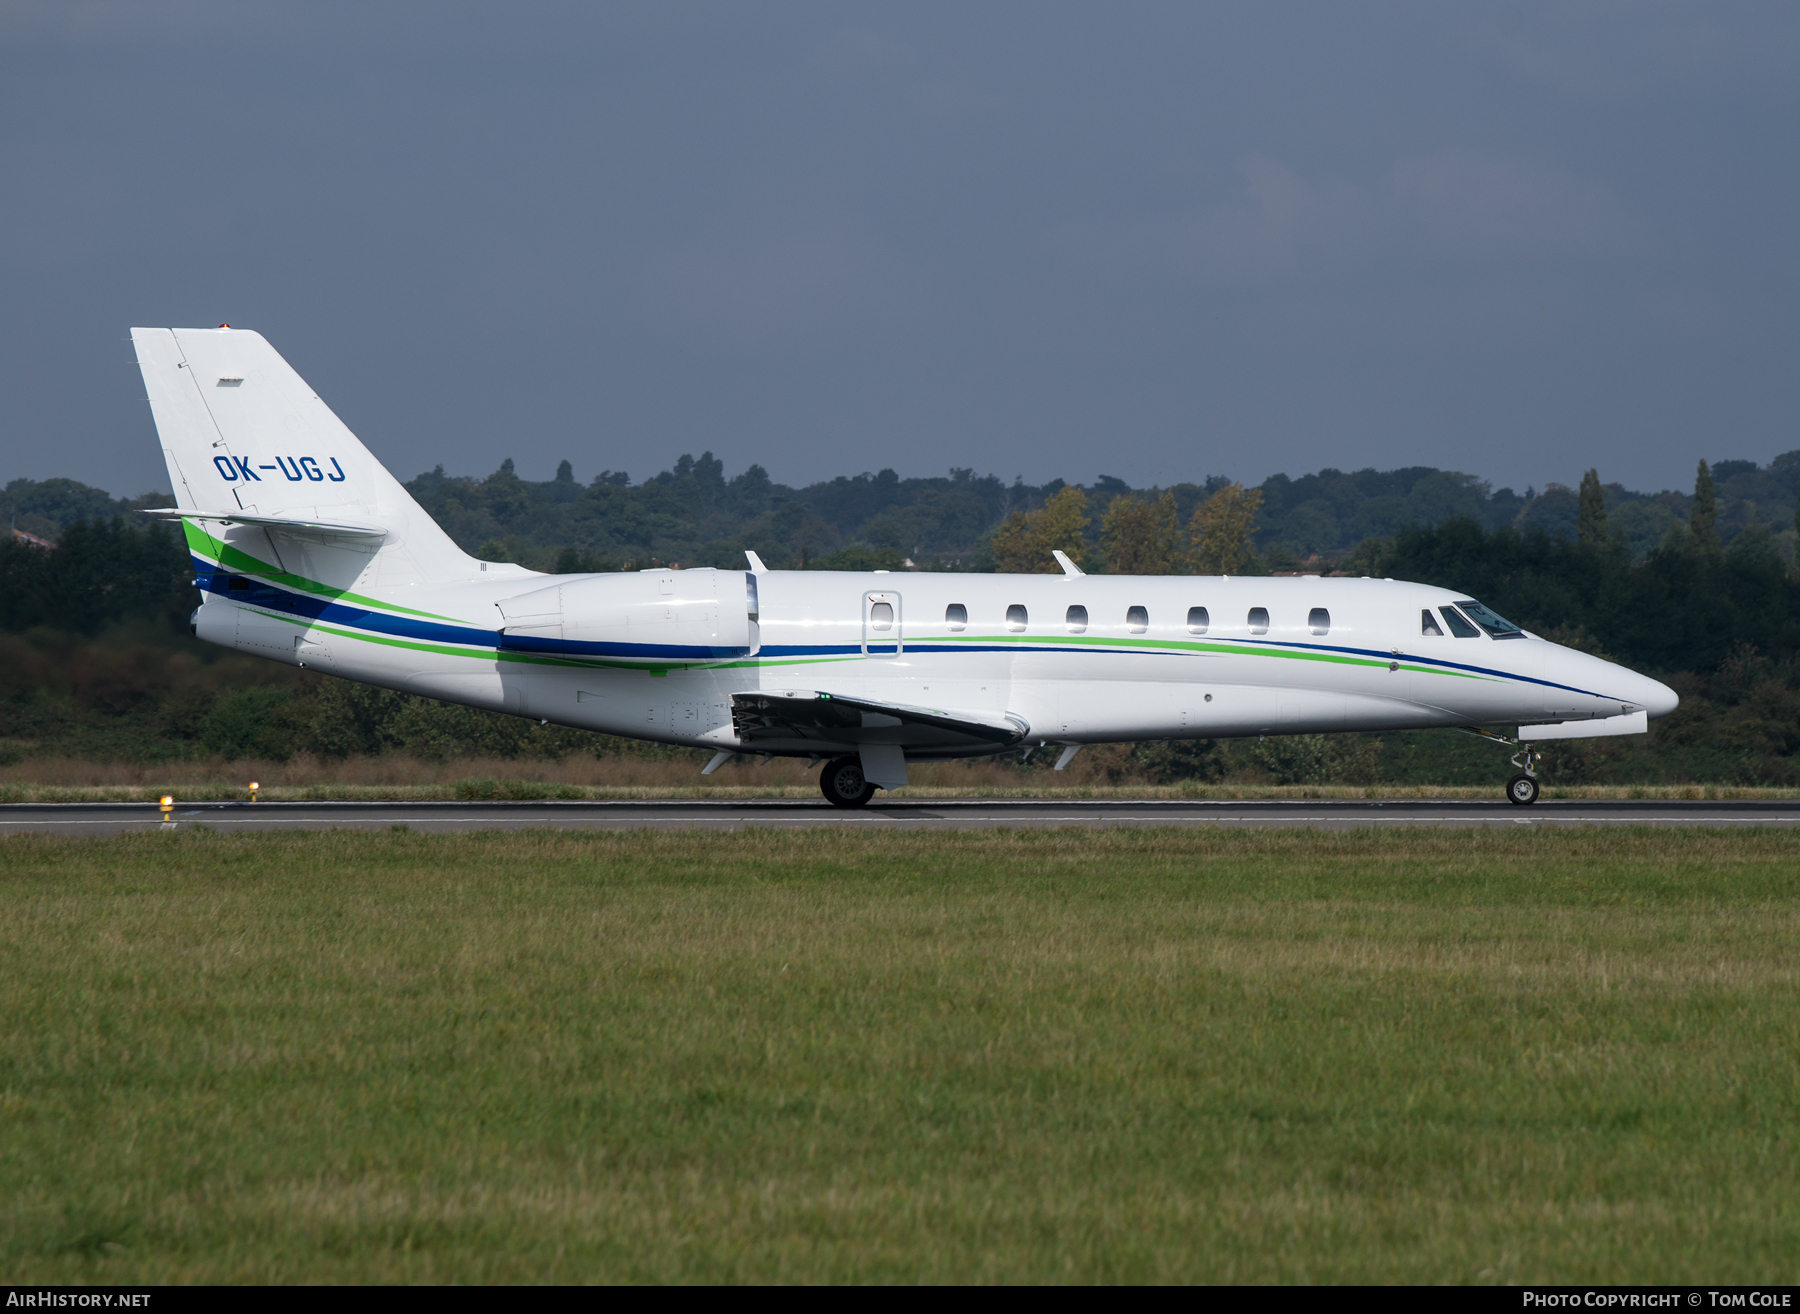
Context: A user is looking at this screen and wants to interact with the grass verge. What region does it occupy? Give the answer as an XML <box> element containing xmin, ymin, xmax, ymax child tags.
<box><xmin>3</xmin><ymin>827</ymin><xmax>1798</xmax><ymax>1282</ymax></box>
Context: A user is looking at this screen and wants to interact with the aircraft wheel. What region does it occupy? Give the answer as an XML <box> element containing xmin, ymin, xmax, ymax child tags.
<box><xmin>820</xmin><ymin>756</ymin><xmax>877</xmax><ymax>808</ymax></box>
<box><xmin>1506</xmin><ymin>774</ymin><xmax>1540</xmax><ymax>806</ymax></box>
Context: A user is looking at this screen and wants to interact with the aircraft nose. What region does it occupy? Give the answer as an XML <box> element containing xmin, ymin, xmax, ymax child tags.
<box><xmin>1556</xmin><ymin>646</ymin><xmax>1679</xmax><ymax>720</ymax></box>
<box><xmin>1613</xmin><ymin>665</ymin><xmax>1679</xmax><ymax>719</ymax></box>
<box><xmin>1640</xmin><ymin>676</ymin><xmax>1679</xmax><ymax>720</ymax></box>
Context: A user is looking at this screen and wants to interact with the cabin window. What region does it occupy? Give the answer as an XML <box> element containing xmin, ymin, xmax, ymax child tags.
<box><xmin>1420</xmin><ymin>609</ymin><xmax>1444</xmax><ymax>637</ymax></box>
<box><xmin>1308</xmin><ymin>607</ymin><xmax>1330</xmax><ymax>636</ymax></box>
<box><xmin>1066</xmin><ymin>605</ymin><xmax>1088</xmax><ymax>632</ymax></box>
<box><xmin>1457</xmin><ymin>599</ymin><xmax>1524</xmax><ymax>639</ymax></box>
<box><xmin>1440</xmin><ymin>606</ymin><xmax>1481</xmax><ymax>638</ymax></box>
<box><xmin>1187</xmin><ymin>606</ymin><xmax>1209</xmax><ymax>635</ymax></box>
<box><xmin>869</xmin><ymin>602</ymin><xmax>893</xmax><ymax>631</ymax></box>
<box><xmin>945</xmin><ymin>603</ymin><xmax>966</xmax><ymax>630</ymax></box>
<box><xmin>1126</xmin><ymin>605</ymin><xmax>1148</xmax><ymax>633</ymax></box>
<box><xmin>1006</xmin><ymin>604</ymin><xmax>1028</xmax><ymax>632</ymax></box>
<box><xmin>1247</xmin><ymin>607</ymin><xmax>1269</xmax><ymax>634</ymax></box>
<box><xmin>227</xmin><ymin>576</ymin><xmax>250</xmax><ymax>592</ymax></box>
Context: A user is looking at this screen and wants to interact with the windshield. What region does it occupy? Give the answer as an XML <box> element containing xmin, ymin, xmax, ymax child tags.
<box><xmin>1456</xmin><ymin>600</ymin><xmax>1524</xmax><ymax>639</ymax></box>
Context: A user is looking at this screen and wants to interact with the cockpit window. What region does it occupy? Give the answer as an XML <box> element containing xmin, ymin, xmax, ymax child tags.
<box><xmin>1420</xmin><ymin>609</ymin><xmax>1444</xmax><ymax>637</ymax></box>
<box><xmin>1440</xmin><ymin>606</ymin><xmax>1481</xmax><ymax>638</ymax></box>
<box><xmin>1456</xmin><ymin>599</ymin><xmax>1524</xmax><ymax>639</ymax></box>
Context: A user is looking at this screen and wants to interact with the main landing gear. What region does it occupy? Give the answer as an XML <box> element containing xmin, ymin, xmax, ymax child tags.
<box><xmin>820</xmin><ymin>756</ymin><xmax>878</xmax><ymax>808</ymax></box>
<box><xmin>1459</xmin><ymin>727</ymin><xmax>1543</xmax><ymax>806</ymax></box>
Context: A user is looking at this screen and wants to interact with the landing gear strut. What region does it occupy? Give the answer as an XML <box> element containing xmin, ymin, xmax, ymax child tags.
<box><xmin>820</xmin><ymin>756</ymin><xmax>877</xmax><ymax>808</ymax></box>
<box><xmin>1459</xmin><ymin>727</ymin><xmax>1542</xmax><ymax>806</ymax></box>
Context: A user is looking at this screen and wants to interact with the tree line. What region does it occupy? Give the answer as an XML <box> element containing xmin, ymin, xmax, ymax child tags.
<box><xmin>9</xmin><ymin>449</ymin><xmax>1798</xmax><ymax>573</ymax></box>
<box><xmin>5</xmin><ymin>457</ymin><xmax>1799</xmax><ymax>674</ymax></box>
<box><xmin>990</xmin><ymin>482</ymin><xmax>1268</xmax><ymax>575</ymax></box>
<box><xmin>4</xmin><ymin>456</ymin><xmax>1800</xmax><ymax>784</ymax></box>
<box><xmin>403</xmin><ymin>451</ymin><xmax>1800</xmax><ymax>574</ymax></box>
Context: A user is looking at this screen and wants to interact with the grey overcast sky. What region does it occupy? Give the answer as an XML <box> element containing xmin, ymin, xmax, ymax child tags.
<box><xmin>3</xmin><ymin>1</ymin><xmax>1797</xmax><ymax>497</ymax></box>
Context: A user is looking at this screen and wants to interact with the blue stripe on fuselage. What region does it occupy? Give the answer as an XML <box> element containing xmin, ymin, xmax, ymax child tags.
<box><xmin>906</xmin><ymin>637</ymin><xmax>1613</xmax><ymax>701</ymax></box>
<box><xmin>192</xmin><ymin>568</ymin><xmax>1615</xmax><ymax>699</ymax></box>
<box><xmin>197</xmin><ymin>569</ymin><xmax>746</xmax><ymax>660</ymax></box>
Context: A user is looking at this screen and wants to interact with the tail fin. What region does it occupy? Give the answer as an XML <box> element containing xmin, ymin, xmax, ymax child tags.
<box><xmin>132</xmin><ymin>326</ymin><xmax>479</xmax><ymax>584</ymax></box>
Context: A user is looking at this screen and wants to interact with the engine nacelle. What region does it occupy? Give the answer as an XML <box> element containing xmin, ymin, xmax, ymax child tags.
<box><xmin>193</xmin><ymin>597</ymin><xmax>240</xmax><ymax>649</ymax></box>
<box><xmin>495</xmin><ymin>568</ymin><xmax>756</xmax><ymax>661</ymax></box>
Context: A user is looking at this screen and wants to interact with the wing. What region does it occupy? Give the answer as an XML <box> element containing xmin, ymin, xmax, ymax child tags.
<box><xmin>731</xmin><ymin>689</ymin><xmax>1028</xmax><ymax>752</ymax></box>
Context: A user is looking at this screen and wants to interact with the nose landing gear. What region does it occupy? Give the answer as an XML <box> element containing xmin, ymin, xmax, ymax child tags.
<box><xmin>1458</xmin><ymin>727</ymin><xmax>1543</xmax><ymax>806</ymax></box>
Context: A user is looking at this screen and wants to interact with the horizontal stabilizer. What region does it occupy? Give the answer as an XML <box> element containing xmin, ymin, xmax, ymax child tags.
<box><xmin>140</xmin><ymin>508</ymin><xmax>388</xmax><ymax>538</ymax></box>
<box><xmin>731</xmin><ymin>689</ymin><xmax>1028</xmax><ymax>749</ymax></box>
<box><xmin>1519</xmin><ymin>710</ymin><xmax>1648</xmax><ymax>740</ymax></box>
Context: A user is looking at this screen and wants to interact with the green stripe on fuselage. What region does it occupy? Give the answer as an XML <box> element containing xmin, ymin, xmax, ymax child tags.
<box><xmin>281</xmin><ymin>603</ymin><xmax>1503</xmax><ymax>689</ymax></box>
<box><xmin>188</xmin><ymin>521</ymin><xmax>1506</xmax><ymax>688</ymax></box>
<box><xmin>284</xmin><ymin>609</ymin><xmax>860</xmax><ymax>677</ymax></box>
<box><xmin>924</xmin><ymin>632</ymin><xmax>1497</xmax><ymax>681</ymax></box>
<box><xmin>182</xmin><ymin>518</ymin><xmax>470</xmax><ymax>624</ymax></box>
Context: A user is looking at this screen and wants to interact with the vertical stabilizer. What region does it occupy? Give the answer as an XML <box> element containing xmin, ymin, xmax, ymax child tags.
<box><xmin>131</xmin><ymin>327</ymin><xmax>480</xmax><ymax>584</ymax></box>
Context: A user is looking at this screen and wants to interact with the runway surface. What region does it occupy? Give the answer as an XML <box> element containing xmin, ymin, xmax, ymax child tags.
<box><xmin>3</xmin><ymin>797</ymin><xmax>1799</xmax><ymax>834</ymax></box>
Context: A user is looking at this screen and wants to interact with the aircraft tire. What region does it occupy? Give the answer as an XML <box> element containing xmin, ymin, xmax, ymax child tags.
<box><xmin>1506</xmin><ymin>774</ymin><xmax>1540</xmax><ymax>806</ymax></box>
<box><xmin>821</xmin><ymin>756</ymin><xmax>878</xmax><ymax>808</ymax></box>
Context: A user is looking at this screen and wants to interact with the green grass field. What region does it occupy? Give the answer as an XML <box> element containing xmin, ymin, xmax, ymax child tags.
<box><xmin>3</xmin><ymin>827</ymin><xmax>1798</xmax><ymax>1283</ymax></box>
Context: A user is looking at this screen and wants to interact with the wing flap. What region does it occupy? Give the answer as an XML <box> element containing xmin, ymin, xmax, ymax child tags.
<box><xmin>731</xmin><ymin>689</ymin><xmax>1028</xmax><ymax>749</ymax></box>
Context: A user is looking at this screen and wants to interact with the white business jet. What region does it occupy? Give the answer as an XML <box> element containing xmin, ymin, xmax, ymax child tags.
<box><xmin>133</xmin><ymin>327</ymin><xmax>1677</xmax><ymax>807</ymax></box>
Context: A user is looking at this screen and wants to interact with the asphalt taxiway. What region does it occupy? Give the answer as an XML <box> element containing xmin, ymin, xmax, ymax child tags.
<box><xmin>2</xmin><ymin>798</ymin><xmax>1798</xmax><ymax>835</ymax></box>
